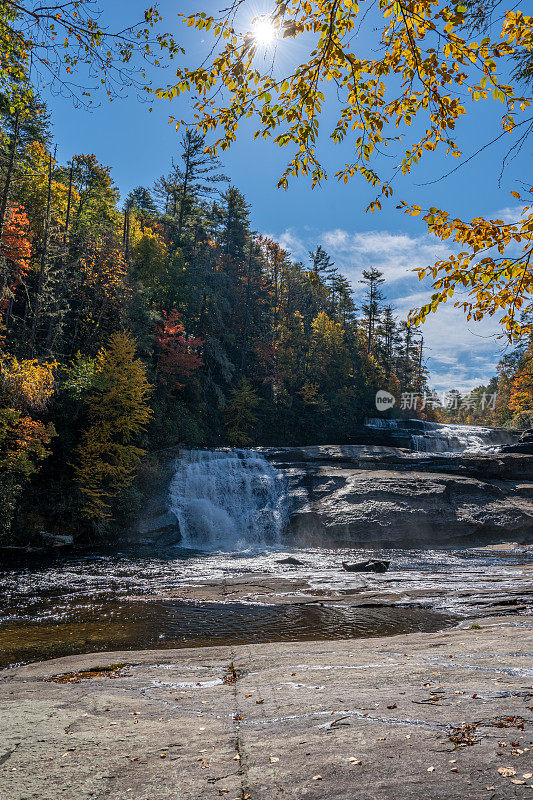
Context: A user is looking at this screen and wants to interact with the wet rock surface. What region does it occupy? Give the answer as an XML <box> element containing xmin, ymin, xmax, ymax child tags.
<box><xmin>1</xmin><ymin>617</ymin><xmax>532</xmax><ymax>800</ymax></box>
<box><xmin>156</xmin><ymin>561</ymin><xmax>533</xmax><ymax>617</ymax></box>
<box><xmin>133</xmin><ymin>445</ymin><xmax>533</xmax><ymax>548</ymax></box>
<box><xmin>260</xmin><ymin>447</ymin><xmax>533</xmax><ymax>546</ymax></box>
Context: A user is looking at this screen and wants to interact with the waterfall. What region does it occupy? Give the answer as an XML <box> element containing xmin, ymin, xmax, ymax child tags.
<box><xmin>364</xmin><ymin>418</ymin><xmax>518</xmax><ymax>453</ymax></box>
<box><xmin>168</xmin><ymin>450</ymin><xmax>289</xmax><ymax>551</ymax></box>
<box><xmin>411</xmin><ymin>424</ymin><xmax>496</xmax><ymax>453</ymax></box>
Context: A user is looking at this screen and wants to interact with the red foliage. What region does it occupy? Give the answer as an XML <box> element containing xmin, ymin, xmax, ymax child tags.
<box><xmin>1</xmin><ymin>204</ymin><xmax>32</xmax><ymax>289</ymax></box>
<box><xmin>156</xmin><ymin>310</ymin><xmax>203</xmax><ymax>391</ymax></box>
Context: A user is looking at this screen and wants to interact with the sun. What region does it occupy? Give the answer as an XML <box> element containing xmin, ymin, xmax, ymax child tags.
<box><xmin>252</xmin><ymin>16</ymin><xmax>276</xmax><ymax>46</ymax></box>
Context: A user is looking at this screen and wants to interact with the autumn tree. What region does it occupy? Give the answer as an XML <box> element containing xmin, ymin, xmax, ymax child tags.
<box><xmin>74</xmin><ymin>332</ymin><xmax>152</xmax><ymax>521</ymax></box>
<box><xmin>0</xmin><ymin>409</ymin><xmax>55</xmax><ymax>540</ymax></box>
<box><xmin>161</xmin><ymin>0</ymin><xmax>533</xmax><ymax>341</ymax></box>
<box><xmin>224</xmin><ymin>377</ymin><xmax>259</xmax><ymax>446</ymax></box>
<box><xmin>0</xmin><ymin>355</ymin><xmax>56</xmax><ymax>539</ymax></box>
<box><xmin>156</xmin><ymin>310</ymin><xmax>203</xmax><ymax>392</ymax></box>
<box><xmin>0</xmin><ymin>203</ymin><xmax>31</xmax><ymax>324</ymax></box>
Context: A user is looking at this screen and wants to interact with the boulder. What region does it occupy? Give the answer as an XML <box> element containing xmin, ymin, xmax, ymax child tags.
<box><xmin>342</xmin><ymin>559</ymin><xmax>390</xmax><ymax>573</ymax></box>
<box><xmin>39</xmin><ymin>532</ymin><xmax>74</xmax><ymax>549</ymax></box>
<box><xmin>135</xmin><ymin>512</ymin><xmax>180</xmax><ymax>545</ymax></box>
<box><xmin>500</xmin><ymin>442</ymin><xmax>533</xmax><ymax>454</ymax></box>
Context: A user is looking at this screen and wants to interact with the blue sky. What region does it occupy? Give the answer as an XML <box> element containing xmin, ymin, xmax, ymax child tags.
<box><xmin>39</xmin><ymin>0</ymin><xmax>530</xmax><ymax>391</ymax></box>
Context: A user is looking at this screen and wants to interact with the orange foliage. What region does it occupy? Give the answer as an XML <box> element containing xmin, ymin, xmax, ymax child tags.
<box><xmin>0</xmin><ymin>357</ymin><xmax>56</xmax><ymax>412</ymax></box>
<box><xmin>1</xmin><ymin>204</ymin><xmax>32</xmax><ymax>301</ymax></box>
<box><xmin>79</xmin><ymin>242</ymin><xmax>130</xmax><ymax>304</ymax></box>
<box><xmin>157</xmin><ymin>310</ymin><xmax>203</xmax><ymax>391</ymax></box>
<box><xmin>509</xmin><ymin>345</ymin><xmax>533</xmax><ymax>413</ymax></box>
<box><xmin>0</xmin><ymin>410</ymin><xmax>55</xmax><ymax>478</ymax></box>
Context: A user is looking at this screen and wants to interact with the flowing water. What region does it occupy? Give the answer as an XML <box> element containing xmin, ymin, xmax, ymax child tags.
<box><xmin>1</xmin><ymin>545</ymin><xmax>531</xmax><ymax>669</ymax></box>
<box><xmin>1</xmin><ymin>440</ymin><xmax>531</xmax><ymax>669</ymax></box>
<box><xmin>168</xmin><ymin>450</ymin><xmax>289</xmax><ymax>550</ymax></box>
<box><xmin>364</xmin><ymin>418</ymin><xmax>518</xmax><ymax>453</ymax></box>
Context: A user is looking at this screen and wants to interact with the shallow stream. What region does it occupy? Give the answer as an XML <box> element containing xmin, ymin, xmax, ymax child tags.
<box><xmin>1</xmin><ymin>545</ymin><xmax>531</xmax><ymax>669</ymax></box>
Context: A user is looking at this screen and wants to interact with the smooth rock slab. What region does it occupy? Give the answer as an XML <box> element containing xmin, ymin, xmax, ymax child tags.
<box><xmin>1</xmin><ymin>618</ymin><xmax>532</xmax><ymax>799</ymax></box>
<box><xmin>284</xmin><ymin>466</ymin><xmax>533</xmax><ymax>546</ymax></box>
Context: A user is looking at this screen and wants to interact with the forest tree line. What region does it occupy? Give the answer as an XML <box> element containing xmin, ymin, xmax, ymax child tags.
<box><xmin>0</xmin><ymin>96</ymin><xmax>438</xmax><ymax>543</ymax></box>
<box><xmin>435</xmin><ymin>318</ymin><xmax>533</xmax><ymax>430</ymax></box>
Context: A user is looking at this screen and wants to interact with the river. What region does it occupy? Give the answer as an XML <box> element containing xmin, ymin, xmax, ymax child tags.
<box><xmin>1</xmin><ymin>421</ymin><xmax>532</xmax><ymax>669</ymax></box>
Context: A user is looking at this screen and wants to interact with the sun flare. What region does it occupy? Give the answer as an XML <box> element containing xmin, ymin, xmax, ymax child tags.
<box><xmin>252</xmin><ymin>16</ymin><xmax>276</xmax><ymax>46</ymax></box>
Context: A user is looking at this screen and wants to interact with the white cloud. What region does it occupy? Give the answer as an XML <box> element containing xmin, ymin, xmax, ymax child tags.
<box><xmin>269</xmin><ymin>224</ymin><xmax>509</xmax><ymax>391</ymax></box>
<box><xmin>393</xmin><ymin>291</ymin><xmax>505</xmax><ymax>392</ymax></box>
<box><xmin>269</xmin><ymin>228</ymin><xmax>308</xmax><ymax>260</ymax></box>
<box><xmin>321</xmin><ymin>229</ymin><xmax>455</xmax><ymax>285</ymax></box>
<box><xmin>273</xmin><ymin>225</ymin><xmax>455</xmax><ymax>285</ymax></box>
<box><xmin>496</xmin><ymin>203</ymin><xmax>527</xmax><ymax>224</ymax></box>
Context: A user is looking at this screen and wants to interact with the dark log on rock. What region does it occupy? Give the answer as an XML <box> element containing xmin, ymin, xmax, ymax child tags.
<box><xmin>276</xmin><ymin>556</ymin><xmax>305</xmax><ymax>566</ymax></box>
<box><xmin>342</xmin><ymin>559</ymin><xmax>390</xmax><ymax>573</ymax></box>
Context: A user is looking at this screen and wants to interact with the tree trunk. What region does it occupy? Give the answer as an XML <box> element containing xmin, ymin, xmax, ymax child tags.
<box><xmin>367</xmin><ymin>280</ymin><xmax>374</xmax><ymax>354</ymax></box>
<box><xmin>240</xmin><ymin>241</ymin><xmax>253</xmax><ymax>371</ymax></box>
<box><xmin>31</xmin><ymin>152</ymin><xmax>53</xmax><ymax>350</ymax></box>
<box><xmin>64</xmin><ymin>162</ymin><xmax>74</xmax><ymax>245</ymax></box>
<box><xmin>176</xmin><ymin>144</ymin><xmax>191</xmax><ymax>246</ymax></box>
<box><xmin>0</xmin><ymin>111</ymin><xmax>20</xmax><ymax>246</ymax></box>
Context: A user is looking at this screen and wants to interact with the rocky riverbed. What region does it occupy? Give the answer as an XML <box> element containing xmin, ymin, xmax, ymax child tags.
<box><xmin>1</xmin><ymin>616</ymin><xmax>532</xmax><ymax>800</ymax></box>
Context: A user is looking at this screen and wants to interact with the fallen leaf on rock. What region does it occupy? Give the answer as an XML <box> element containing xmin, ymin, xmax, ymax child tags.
<box><xmin>160</xmin><ymin>754</ymin><xmax>166</xmax><ymax>759</ymax></box>
<box><xmin>269</xmin><ymin>757</ymin><xmax>279</xmax><ymax>763</ymax></box>
<box><xmin>348</xmin><ymin>758</ymin><xmax>362</xmax><ymax>764</ymax></box>
<box><xmin>233</xmin><ymin>754</ymin><xmax>241</xmax><ymax>761</ymax></box>
<box><xmin>427</xmin><ymin>767</ymin><xmax>435</xmax><ymax>773</ymax></box>
<box><xmin>312</xmin><ymin>775</ymin><xmax>322</xmax><ymax>780</ymax></box>
<box><xmin>498</xmin><ymin>767</ymin><xmax>516</xmax><ymax>777</ymax></box>
<box><xmin>256</xmin><ymin>699</ymin><xmax>264</xmax><ymax>704</ymax></box>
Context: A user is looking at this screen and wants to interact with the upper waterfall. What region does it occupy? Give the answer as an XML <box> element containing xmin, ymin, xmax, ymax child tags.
<box><xmin>364</xmin><ymin>418</ymin><xmax>518</xmax><ymax>453</ymax></box>
<box><xmin>168</xmin><ymin>449</ymin><xmax>289</xmax><ymax>551</ymax></box>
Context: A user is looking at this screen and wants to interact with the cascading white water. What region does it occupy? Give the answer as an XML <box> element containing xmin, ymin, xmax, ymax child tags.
<box><xmin>168</xmin><ymin>450</ymin><xmax>289</xmax><ymax>551</ymax></box>
<box><xmin>364</xmin><ymin>417</ymin><xmax>403</xmax><ymax>429</ymax></box>
<box><xmin>411</xmin><ymin>424</ymin><xmax>497</xmax><ymax>453</ymax></box>
<box><xmin>364</xmin><ymin>417</ymin><xmax>517</xmax><ymax>453</ymax></box>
